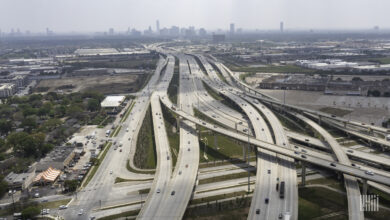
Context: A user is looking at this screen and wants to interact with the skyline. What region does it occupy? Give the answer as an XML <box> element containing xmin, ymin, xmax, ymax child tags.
<box><xmin>1</xmin><ymin>0</ymin><xmax>390</xmax><ymax>33</ymax></box>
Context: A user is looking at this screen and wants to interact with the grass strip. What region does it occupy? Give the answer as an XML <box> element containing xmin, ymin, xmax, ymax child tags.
<box><xmin>199</xmin><ymin>171</ymin><xmax>256</xmax><ymax>185</ymax></box>
<box><xmin>82</xmin><ymin>142</ymin><xmax>112</xmax><ymax>187</ymax></box>
<box><xmin>115</xmin><ymin>177</ymin><xmax>153</xmax><ymax>183</ymax></box>
<box><xmin>121</xmin><ymin>100</ymin><xmax>136</xmax><ymax>123</ymax></box>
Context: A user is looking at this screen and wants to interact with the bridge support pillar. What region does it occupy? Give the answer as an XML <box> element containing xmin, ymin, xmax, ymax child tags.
<box><xmin>243</xmin><ymin>145</ymin><xmax>246</xmax><ymax>162</ymax></box>
<box><xmin>363</xmin><ymin>179</ymin><xmax>368</xmax><ymax>195</ymax></box>
<box><xmin>176</xmin><ymin>117</ymin><xmax>181</xmax><ymax>131</ymax></box>
<box><xmin>301</xmin><ymin>162</ymin><xmax>306</xmax><ymax>186</ymax></box>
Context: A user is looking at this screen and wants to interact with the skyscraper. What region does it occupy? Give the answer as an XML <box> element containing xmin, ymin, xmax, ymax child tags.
<box><xmin>230</xmin><ymin>23</ymin><xmax>235</xmax><ymax>35</ymax></box>
<box><xmin>109</xmin><ymin>28</ymin><xmax>114</xmax><ymax>35</ymax></box>
<box><xmin>280</xmin><ymin>22</ymin><xmax>284</xmax><ymax>33</ymax></box>
<box><xmin>156</xmin><ymin>20</ymin><xmax>160</xmax><ymax>34</ymax></box>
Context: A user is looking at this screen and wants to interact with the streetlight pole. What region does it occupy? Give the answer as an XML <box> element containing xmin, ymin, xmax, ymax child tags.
<box><xmin>247</xmin><ymin>128</ymin><xmax>250</xmax><ymax>193</ymax></box>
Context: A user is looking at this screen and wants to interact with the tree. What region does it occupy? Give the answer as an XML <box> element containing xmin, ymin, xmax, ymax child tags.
<box><xmin>67</xmin><ymin>104</ymin><xmax>84</xmax><ymax>119</ymax></box>
<box><xmin>0</xmin><ymin>176</ymin><xmax>8</xmax><ymax>197</ymax></box>
<box><xmin>21</xmin><ymin>206</ymin><xmax>40</xmax><ymax>219</ymax></box>
<box><xmin>0</xmin><ymin>119</ymin><xmax>12</xmax><ymax>135</ymax></box>
<box><xmin>87</xmin><ymin>98</ymin><xmax>100</xmax><ymax>112</ymax></box>
<box><xmin>6</xmin><ymin>132</ymin><xmax>46</xmax><ymax>157</ymax></box>
<box><xmin>37</xmin><ymin>102</ymin><xmax>52</xmax><ymax>117</ymax></box>
<box><xmin>21</xmin><ymin>115</ymin><xmax>38</xmax><ymax>130</ymax></box>
<box><xmin>64</xmin><ymin>180</ymin><xmax>79</xmax><ymax>192</ymax></box>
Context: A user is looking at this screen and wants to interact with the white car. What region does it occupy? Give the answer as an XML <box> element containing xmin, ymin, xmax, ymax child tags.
<box><xmin>110</xmin><ymin>170</ymin><xmax>113</xmax><ymax>174</ymax></box>
<box><xmin>78</xmin><ymin>209</ymin><xmax>84</xmax><ymax>215</ymax></box>
<box><xmin>365</xmin><ymin>170</ymin><xmax>374</xmax><ymax>176</ymax></box>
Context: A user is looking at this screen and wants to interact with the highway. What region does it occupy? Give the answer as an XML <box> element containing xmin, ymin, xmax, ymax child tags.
<box><xmin>153</xmin><ymin>55</ymin><xmax>200</xmax><ymax>219</ymax></box>
<box><xmin>224</xmin><ymin>64</ymin><xmax>390</xmax><ymax>137</ymax></box>
<box><xmin>295</xmin><ymin>113</ymin><xmax>364</xmax><ymax>220</ymax></box>
<box><xmin>195</xmin><ymin>55</ymin><xmax>297</xmax><ymax>219</ymax></box>
<box><xmin>243</xmin><ymin>95</ymin><xmax>298</xmax><ymax>220</ymax></box>
<box><xmin>159</xmin><ymin>92</ymin><xmax>390</xmax><ymax>186</ymax></box>
<box><xmin>60</xmin><ymin>56</ymin><xmax>168</xmax><ymax>220</ymax></box>
<box><xmin>137</xmin><ymin>56</ymin><xmax>175</xmax><ymax>219</ymax></box>
<box><xmin>286</xmin><ymin>130</ymin><xmax>390</xmax><ymax>167</ymax></box>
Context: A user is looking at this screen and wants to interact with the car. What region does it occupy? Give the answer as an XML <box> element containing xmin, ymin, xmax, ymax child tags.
<box><xmin>185</xmin><ymin>164</ymin><xmax>188</xmax><ymax>168</ymax></box>
<box><xmin>347</xmin><ymin>149</ymin><xmax>354</xmax><ymax>153</ymax></box>
<box><xmin>301</xmin><ymin>149</ymin><xmax>307</xmax><ymax>153</ymax></box>
<box><xmin>119</xmin><ymin>149</ymin><xmax>122</xmax><ymax>152</ymax></box>
<box><xmin>78</xmin><ymin>209</ymin><xmax>84</xmax><ymax>215</ymax></box>
<box><xmin>46</xmin><ymin>209</ymin><xmax>50</xmax><ymax>214</ymax></box>
<box><xmin>110</xmin><ymin>170</ymin><xmax>113</xmax><ymax>174</ymax></box>
<box><xmin>294</xmin><ymin>151</ymin><xmax>299</xmax><ymax>155</ymax></box>
<box><xmin>305</xmin><ymin>139</ymin><xmax>309</xmax><ymax>142</ymax></box>
<box><xmin>256</xmin><ymin>209</ymin><xmax>260</xmax><ymax>214</ymax></box>
<box><xmin>171</xmin><ymin>191</ymin><xmax>175</xmax><ymax>196</ymax></box>
<box><xmin>301</xmin><ymin>155</ymin><xmax>307</xmax><ymax>159</ymax></box>
<box><xmin>89</xmin><ymin>217</ymin><xmax>96</xmax><ymax>220</ymax></box>
<box><xmin>330</xmin><ymin>163</ymin><xmax>336</xmax><ymax>167</ymax></box>
<box><xmin>238</xmin><ymin>122</ymin><xmax>243</xmax><ymax>125</ymax></box>
<box><xmin>265</xmin><ymin>198</ymin><xmax>269</xmax><ymax>204</ymax></box>
<box><xmin>34</xmin><ymin>193</ymin><xmax>40</xmax><ymax>198</ymax></box>
<box><xmin>202</xmin><ymin>122</ymin><xmax>206</xmax><ymax>125</ymax></box>
<box><xmin>59</xmin><ymin>205</ymin><xmax>67</xmax><ymax>210</ymax></box>
<box><xmin>365</xmin><ymin>170</ymin><xmax>374</xmax><ymax>176</ymax></box>
<box><xmin>267</xmin><ymin>169</ymin><xmax>271</xmax><ymax>174</ymax></box>
<box><xmin>279</xmin><ymin>213</ymin><xmax>283</xmax><ymax>219</ymax></box>
<box><xmin>156</xmin><ymin>189</ymin><xmax>161</xmax><ymax>193</ymax></box>
<box><xmin>167</xmin><ymin>156</ymin><xmax>170</xmax><ymax>160</ymax></box>
<box><xmin>188</xmin><ymin>148</ymin><xmax>190</xmax><ymax>151</ymax></box>
<box><xmin>41</xmin><ymin>209</ymin><xmax>47</xmax><ymax>215</ymax></box>
<box><xmin>214</xmin><ymin>125</ymin><xmax>217</xmax><ymax>128</ymax></box>
<box><xmin>179</xmin><ymin>171</ymin><xmax>182</xmax><ymax>175</ymax></box>
<box><xmin>188</xmin><ymin>141</ymin><xmax>190</xmax><ymax>144</ymax></box>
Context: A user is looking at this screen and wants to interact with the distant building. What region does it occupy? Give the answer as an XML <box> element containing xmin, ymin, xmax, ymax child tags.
<box><xmin>212</xmin><ymin>34</ymin><xmax>225</xmax><ymax>43</ymax></box>
<box><xmin>280</xmin><ymin>22</ymin><xmax>284</xmax><ymax>33</ymax></box>
<box><xmin>230</xmin><ymin>23</ymin><xmax>235</xmax><ymax>35</ymax></box>
<box><xmin>199</xmin><ymin>28</ymin><xmax>207</xmax><ymax>37</ymax></box>
<box><xmin>109</xmin><ymin>28</ymin><xmax>114</xmax><ymax>35</ymax></box>
<box><xmin>0</xmin><ymin>83</ymin><xmax>16</xmax><ymax>97</ymax></box>
<box><xmin>156</xmin><ymin>20</ymin><xmax>160</xmax><ymax>34</ymax></box>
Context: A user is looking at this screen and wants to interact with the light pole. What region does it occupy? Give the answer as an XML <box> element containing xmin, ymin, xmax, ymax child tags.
<box><xmin>247</xmin><ymin>127</ymin><xmax>250</xmax><ymax>193</ymax></box>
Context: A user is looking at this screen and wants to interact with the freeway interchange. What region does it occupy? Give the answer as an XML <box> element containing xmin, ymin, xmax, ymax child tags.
<box><xmin>59</xmin><ymin>50</ymin><xmax>390</xmax><ymax>220</ymax></box>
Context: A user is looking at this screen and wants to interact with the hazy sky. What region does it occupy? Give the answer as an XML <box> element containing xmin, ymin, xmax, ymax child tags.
<box><xmin>1</xmin><ymin>0</ymin><xmax>390</xmax><ymax>33</ymax></box>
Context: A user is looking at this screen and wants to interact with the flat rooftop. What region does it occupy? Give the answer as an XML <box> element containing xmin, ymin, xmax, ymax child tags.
<box><xmin>101</xmin><ymin>95</ymin><xmax>125</xmax><ymax>108</ymax></box>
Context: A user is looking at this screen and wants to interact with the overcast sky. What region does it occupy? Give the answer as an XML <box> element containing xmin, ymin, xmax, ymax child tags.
<box><xmin>1</xmin><ymin>0</ymin><xmax>390</xmax><ymax>33</ymax></box>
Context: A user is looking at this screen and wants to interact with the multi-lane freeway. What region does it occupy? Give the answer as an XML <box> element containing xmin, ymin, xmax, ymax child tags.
<box><xmin>55</xmin><ymin>49</ymin><xmax>390</xmax><ymax>220</ymax></box>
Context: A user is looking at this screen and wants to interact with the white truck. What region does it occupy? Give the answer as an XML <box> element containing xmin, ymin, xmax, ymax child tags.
<box><xmin>105</xmin><ymin>130</ymin><xmax>111</xmax><ymax>137</ymax></box>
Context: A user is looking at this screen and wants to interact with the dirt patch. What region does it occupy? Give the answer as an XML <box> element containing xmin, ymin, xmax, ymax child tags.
<box><xmin>36</xmin><ymin>74</ymin><xmax>143</xmax><ymax>94</ymax></box>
